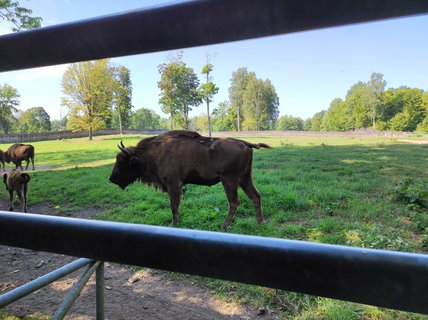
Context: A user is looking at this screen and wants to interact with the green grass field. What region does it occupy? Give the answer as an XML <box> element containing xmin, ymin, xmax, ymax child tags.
<box><xmin>1</xmin><ymin>134</ymin><xmax>427</xmax><ymax>319</ymax></box>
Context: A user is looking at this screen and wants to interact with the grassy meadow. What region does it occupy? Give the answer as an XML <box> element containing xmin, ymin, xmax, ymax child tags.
<box><xmin>1</xmin><ymin>134</ymin><xmax>427</xmax><ymax>319</ymax></box>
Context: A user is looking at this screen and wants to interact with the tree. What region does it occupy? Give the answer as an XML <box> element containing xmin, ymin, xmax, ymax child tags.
<box><xmin>158</xmin><ymin>57</ymin><xmax>201</xmax><ymax>130</ymax></box>
<box><xmin>201</xmin><ymin>63</ymin><xmax>219</xmax><ymax>136</ymax></box>
<box><xmin>51</xmin><ymin>116</ymin><xmax>68</xmax><ymax>131</ymax></box>
<box><xmin>0</xmin><ymin>83</ymin><xmax>19</xmax><ymax>134</ymax></box>
<box><xmin>229</xmin><ymin>68</ymin><xmax>252</xmax><ymax>131</ymax></box>
<box><xmin>308</xmin><ymin>111</ymin><xmax>325</xmax><ymax>131</ymax></box>
<box><xmin>321</xmin><ymin>98</ymin><xmax>349</xmax><ymax>131</ymax></box>
<box><xmin>276</xmin><ymin>115</ymin><xmax>304</xmax><ymax>131</ymax></box>
<box><xmin>130</xmin><ymin>108</ymin><xmax>161</xmax><ymax>130</ymax></box>
<box><xmin>0</xmin><ymin>0</ymin><xmax>42</xmax><ymax>32</ymax></box>
<box><xmin>61</xmin><ymin>59</ymin><xmax>115</xmax><ymax>140</ymax></box>
<box><xmin>112</xmin><ymin>66</ymin><xmax>133</xmax><ymax>134</ymax></box>
<box><xmin>368</xmin><ymin>72</ymin><xmax>386</xmax><ymax>129</ymax></box>
<box><xmin>16</xmin><ymin>106</ymin><xmax>51</xmax><ymax>133</ymax></box>
<box><xmin>212</xmin><ymin>100</ymin><xmax>236</xmax><ymax>131</ymax></box>
<box><xmin>388</xmin><ymin>87</ymin><xmax>425</xmax><ymax>132</ymax></box>
<box><xmin>242</xmin><ymin>76</ymin><xmax>279</xmax><ymax>130</ymax></box>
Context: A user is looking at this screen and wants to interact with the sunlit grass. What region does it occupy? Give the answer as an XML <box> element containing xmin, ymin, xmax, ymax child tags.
<box><xmin>1</xmin><ymin>133</ymin><xmax>427</xmax><ymax>319</ymax></box>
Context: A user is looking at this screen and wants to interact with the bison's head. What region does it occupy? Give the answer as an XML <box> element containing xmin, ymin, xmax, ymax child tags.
<box><xmin>109</xmin><ymin>141</ymin><xmax>140</xmax><ymax>190</ymax></box>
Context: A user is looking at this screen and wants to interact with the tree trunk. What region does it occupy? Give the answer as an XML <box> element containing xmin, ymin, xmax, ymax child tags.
<box><xmin>118</xmin><ymin>107</ymin><xmax>123</xmax><ymax>135</ymax></box>
<box><xmin>237</xmin><ymin>106</ymin><xmax>241</xmax><ymax>132</ymax></box>
<box><xmin>89</xmin><ymin>125</ymin><xmax>93</xmax><ymax>141</ymax></box>
<box><xmin>170</xmin><ymin>112</ymin><xmax>174</xmax><ymax>130</ymax></box>
<box><xmin>207</xmin><ymin>100</ymin><xmax>211</xmax><ymax>137</ymax></box>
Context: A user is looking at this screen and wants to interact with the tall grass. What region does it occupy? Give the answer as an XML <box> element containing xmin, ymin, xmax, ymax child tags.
<box><xmin>1</xmin><ymin>134</ymin><xmax>427</xmax><ymax>319</ymax></box>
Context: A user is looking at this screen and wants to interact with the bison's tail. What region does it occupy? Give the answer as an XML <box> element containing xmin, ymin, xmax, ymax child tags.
<box><xmin>20</xmin><ymin>173</ymin><xmax>30</xmax><ymax>184</ymax></box>
<box><xmin>244</xmin><ymin>142</ymin><xmax>271</xmax><ymax>149</ymax></box>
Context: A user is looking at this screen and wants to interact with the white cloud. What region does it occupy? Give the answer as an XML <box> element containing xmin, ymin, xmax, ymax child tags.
<box><xmin>17</xmin><ymin>64</ymin><xmax>68</xmax><ymax>81</ymax></box>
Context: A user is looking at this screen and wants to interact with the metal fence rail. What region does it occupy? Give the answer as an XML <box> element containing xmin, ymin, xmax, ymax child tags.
<box><xmin>1</xmin><ymin>0</ymin><xmax>428</xmax><ymax>72</ymax></box>
<box><xmin>1</xmin><ymin>211</ymin><xmax>428</xmax><ymax>314</ymax></box>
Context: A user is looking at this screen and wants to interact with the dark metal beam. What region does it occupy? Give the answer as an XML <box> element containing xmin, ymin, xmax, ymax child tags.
<box><xmin>1</xmin><ymin>0</ymin><xmax>428</xmax><ymax>72</ymax></box>
<box><xmin>1</xmin><ymin>212</ymin><xmax>428</xmax><ymax>314</ymax></box>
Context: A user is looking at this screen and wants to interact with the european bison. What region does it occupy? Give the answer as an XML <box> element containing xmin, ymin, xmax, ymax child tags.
<box><xmin>3</xmin><ymin>169</ymin><xmax>31</xmax><ymax>212</ymax></box>
<box><xmin>0</xmin><ymin>150</ymin><xmax>5</xmax><ymax>172</ymax></box>
<box><xmin>109</xmin><ymin>130</ymin><xmax>270</xmax><ymax>229</ymax></box>
<box><xmin>5</xmin><ymin>143</ymin><xmax>35</xmax><ymax>171</ymax></box>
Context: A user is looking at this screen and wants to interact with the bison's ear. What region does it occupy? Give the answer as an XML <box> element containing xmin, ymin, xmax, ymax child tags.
<box><xmin>129</xmin><ymin>156</ymin><xmax>139</xmax><ymax>166</ymax></box>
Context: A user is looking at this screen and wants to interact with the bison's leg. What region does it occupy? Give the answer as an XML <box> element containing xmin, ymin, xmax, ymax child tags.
<box><xmin>221</xmin><ymin>178</ymin><xmax>240</xmax><ymax>230</ymax></box>
<box><xmin>240</xmin><ymin>176</ymin><xmax>264</xmax><ymax>224</ymax></box>
<box><xmin>8</xmin><ymin>189</ymin><xmax>14</xmax><ymax>211</ymax></box>
<box><xmin>167</xmin><ymin>184</ymin><xmax>182</xmax><ymax>226</ymax></box>
<box><xmin>18</xmin><ymin>191</ymin><xmax>26</xmax><ymax>213</ymax></box>
<box><xmin>23</xmin><ymin>184</ymin><xmax>28</xmax><ymax>213</ymax></box>
<box><xmin>31</xmin><ymin>157</ymin><xmax>34</xmax><ymax>170</ymax></box>
<box><xmin>25</xmin><ymin>160</ymin><xmax>29</xmax><ymax>170</ymax></box>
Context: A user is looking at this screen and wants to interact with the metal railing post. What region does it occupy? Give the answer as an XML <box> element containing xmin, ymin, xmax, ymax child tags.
<box><xmin>52</xmin><ymin>261</ymin><xmax>100</xmax><ymax>320</ymax></box>
<box><xmin>96</xmin><ymin>261</ymin><xmax>105</xmax><ymax>320</ymax></box>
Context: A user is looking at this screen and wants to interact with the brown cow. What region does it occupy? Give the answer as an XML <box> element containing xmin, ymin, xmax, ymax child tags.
<box><xmin>5</xmin><ymin>143</ymin><xmax>35</xmax><ymax>171</ymax></box>
<box><xmin>0</xmin><ymin>149</ymin><xmax>5</xmax><ymax>172</ymax></box>
<box><xmin>109</xmin><ymin>130</ymin><xmax>270</xmax><ymax>229</ymax></box>
<box><xmin>3</xmin><ymin>169</ymin><xmax>31</xmax><ymax>212</ymax></box>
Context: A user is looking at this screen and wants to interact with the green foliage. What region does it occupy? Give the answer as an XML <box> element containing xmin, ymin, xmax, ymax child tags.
<box><xmin>129</xmin><ymin>107</ymin><xmax>163</xmax><ymax>130</ymax></box>
<box><xmin>61</xmin><ymin>59</ymin><xmax>116</xmax><ymax>139</ymax></box>
<box><xmin>388</xmin><ymin>177</ymin><xmax>428</xmax><ymax>208</ymax></box>
<box><xmin>211</xmin><ymin>100</ymin><xmax>237</xmax><ymax>131</ymax></box>
<box><xmin>0</xmin><ymin>83</ymin><xmax>19</xmax><ymax>133</ymax></box>
<box><xmin>15</xmin><ymin>106</ymin><xmax>51</xmax><ymax>133</ymax></box>
<box><xmin>50</xmin><ymin>116</ymin><xmax>68</xmax><ymax>131</ymax></box>
<box><xmin>276</xmin><ymin>115</ymin><xmax>304</xmax><ymax>131</ymax></box>
<box><xmin>111</xmin><ymin>65</ymin><xmax>133</xmax><ymax>133</ymax></box>
<box><xmin>0</xmin><ymin>0</ymin><xmax>42</xmax><ymax>32</ymax></box>
<box><xmin>157</xmin><ymin>53</ymin><xmax>202</xmax><ymax>129</ymax></box>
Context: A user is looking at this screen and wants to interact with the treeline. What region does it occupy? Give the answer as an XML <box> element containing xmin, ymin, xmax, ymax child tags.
<box><xmin>294</xmin><ymin>73</ymin><xmax>428</xmax><ymax>133</ymax></box>
<box><xmin>1</xmin><ymin>64</ymin><xmax>427</xmax><ymax>136</ymax></box>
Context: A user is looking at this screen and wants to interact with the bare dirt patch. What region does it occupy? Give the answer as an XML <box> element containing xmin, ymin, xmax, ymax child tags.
<box><xmin>397</xmin><ymin>139</ymin><xmax>428</xmax><ymax>145</ymax></box>
<box><xmin>0</xmin><ymin>206</ymin><xmax>279</xmax><ymax>320</ymax></box>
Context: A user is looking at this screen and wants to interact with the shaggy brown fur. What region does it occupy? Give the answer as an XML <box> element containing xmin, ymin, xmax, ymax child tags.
<box><xmin>3</xmin><ymin>169</ymin><xmax>31</xmax><ymax>212</ymax></box>
<box><xmin>109</xmin><ymin>130</ymin><xmax>270</xmax><ymax>229</ymax></box>
<box><xmin>5</xmin><ymin>143</ymin><xmax>35</xmax><ymax>170</ymax></box>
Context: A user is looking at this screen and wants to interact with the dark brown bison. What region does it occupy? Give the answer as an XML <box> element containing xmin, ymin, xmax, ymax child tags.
<box><xmin>5</xmin><ymin>143</ymin><xmax>35</xmax><ymax>170</ymax></box>
<box><xmin>0</xmin><ymin>149</ymin><xmax>5</xmax><ymax>172</ymax></box>
<box><xmin>109</xmin><ymin>130</ymin><xmax>270</xmax><ymax>229</ymax></box>
<box><xmin>3</xmin><ymin>169</ymin><xmax>31</xmax><ymax>212</ymax></box>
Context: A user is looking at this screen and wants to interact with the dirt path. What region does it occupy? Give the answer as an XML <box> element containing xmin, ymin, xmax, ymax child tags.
<box><xmin>0</xmin><ymin>205</ymin><xmax>279</xmax><ymax>320</ymax></box>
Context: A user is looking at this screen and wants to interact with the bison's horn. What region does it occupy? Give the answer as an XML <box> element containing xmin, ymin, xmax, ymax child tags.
<box><xmin>118</xmin><ymin>141</ymin><xmax>130</xmax><ymax>156</ymax></box>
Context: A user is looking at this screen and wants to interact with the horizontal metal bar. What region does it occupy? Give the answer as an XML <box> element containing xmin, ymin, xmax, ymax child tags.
<box><xmin>0</xmin><ymin>258</ymin><xmax>93</xmax><ymax>308</ymax></box>
<box><xmin>1</xmin><ymin>0</ymin><xmax>428</xmax><ymax>72</ymax></box>
<box><xmin>0</xmin><ymin>212</ymin><xmax>427</xmax><ymax>314</ymax></box>
<box><xmin>52</xmin><ymin>261</ymin><xmax>101</xmax><ymax>320</ymax></box>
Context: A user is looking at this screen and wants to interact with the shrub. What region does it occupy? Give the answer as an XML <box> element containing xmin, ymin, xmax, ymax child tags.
<box><xmin>388</xmin><ymin>178</ymin><xmax>428</xmax><ymax>208</ymax></box>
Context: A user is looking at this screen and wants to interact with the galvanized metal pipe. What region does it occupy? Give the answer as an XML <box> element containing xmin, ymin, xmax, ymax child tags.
<box><xmin>96</xmin><ymin>262</ymin><xmax>105</xmax><ymax>320</ymax></box>
<box><xmin>1</xmin><ymin>0</ymin><xmax>428</xmax><ymax>72</ymax></box>
<box><xmin>0</xmin><ymin>258</ymin><xmax>93</xmax><ymax>308</ymax></box>
<box><xmin>1</xmin><ymin>212</ymin><xmax>428</xmax><ymax>314</ymax></box>
<box><xmin>52</xmin><ymin>261</ymin><xmax>101</xmax><ymax>320</ymax></box>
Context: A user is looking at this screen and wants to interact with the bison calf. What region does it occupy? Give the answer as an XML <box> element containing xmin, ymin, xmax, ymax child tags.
<box><xmin>109</xmin><ymin>130</ymin><xmax>270</xmax><ymax>229</ymax></box>
<box><xmin>3</xmin><ymin>169</ymin><xmax>31</xmax><ymax>213</ymax></box>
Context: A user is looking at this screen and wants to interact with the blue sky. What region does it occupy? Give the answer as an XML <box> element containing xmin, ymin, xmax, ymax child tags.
<box><xmin>0</xmin><ymin>1</ymin><xmax>427</xmax><ymax>121</ymax></box>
